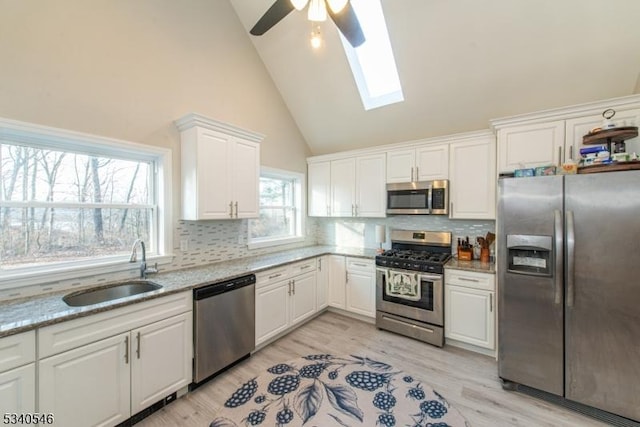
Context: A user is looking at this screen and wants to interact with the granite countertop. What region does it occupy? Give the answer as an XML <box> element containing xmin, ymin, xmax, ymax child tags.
<box><xmin>0</xmin><ymin>245</ymin><xmax>377</xmax><ymax>338</ymax></box>
<box><xmin>445</xmin><ymin>258</ymin><xmax>496</xmax><ymax>274</ymax></box>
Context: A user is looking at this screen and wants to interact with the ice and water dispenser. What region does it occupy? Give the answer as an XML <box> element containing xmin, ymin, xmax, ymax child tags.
<box><xmin>506</xmin><ymin>235</ymin><xmax>553</xmax><ymax>276</ymax></box>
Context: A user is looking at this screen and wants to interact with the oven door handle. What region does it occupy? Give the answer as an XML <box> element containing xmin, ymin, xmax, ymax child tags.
<box><xmin>418</xmin><ymin>273</ymin><xmax>443</xmax><ymax>282</ymax></box>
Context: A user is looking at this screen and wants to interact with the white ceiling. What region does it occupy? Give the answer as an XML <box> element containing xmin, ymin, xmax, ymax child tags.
<box><xmin>229</xmin><ymin>0</ymin><xmax>640</xmax><ymax>155</ymax></box>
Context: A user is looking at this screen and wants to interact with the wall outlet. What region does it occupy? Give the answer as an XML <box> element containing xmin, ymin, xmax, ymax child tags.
<box><xmin>180</xmin><ymin>239</ymin><xmax>189</xmax><ymax>252</ymax></box>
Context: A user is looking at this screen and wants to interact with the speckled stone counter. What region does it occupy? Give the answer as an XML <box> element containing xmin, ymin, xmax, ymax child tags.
<box><xmin>0</xmin><ymin>245</ymin><xmax>377</xmax><ymax>338</ymax></box>
<box><xmin>445</xmin><ymin>258</ymin><xmax>496</xmax><ymax>274</ymax></box>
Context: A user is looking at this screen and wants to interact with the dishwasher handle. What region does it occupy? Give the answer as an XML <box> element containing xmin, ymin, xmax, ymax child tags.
<box><xmin>193</xmin><ymin>274</ymin><xmax>256</xmax><ymax>300</ymax></box>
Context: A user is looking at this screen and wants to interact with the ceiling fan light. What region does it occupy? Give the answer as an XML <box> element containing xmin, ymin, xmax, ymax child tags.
<box><xmin>290</xmin><ymin>0</ymin><xmax>309</xmax><ymax>11</ymax></box>
<box><xmin>308</xmin><ymin>0</ymin><xmax>327</xmax><ymax>22</ymax></box>
<box><xmin>327</xmin><ymin>0</ymin><xmax>348</xmax><ymax>14</ymax></box>
<box><xmin>310</xmin><ymin>27</ymin><xmax>322</xmax><ymax>49</ymax></box>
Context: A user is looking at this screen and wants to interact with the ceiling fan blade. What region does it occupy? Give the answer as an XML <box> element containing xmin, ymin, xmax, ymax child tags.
<box><xmin>250</xmin><ymin>0</ymin><xmax>296</xmax><ymax>36</ymax></box>
<box><xmin>328</xmin><ymin>1</ymin><xmax>365</xmax><ymax>47</ymax></box>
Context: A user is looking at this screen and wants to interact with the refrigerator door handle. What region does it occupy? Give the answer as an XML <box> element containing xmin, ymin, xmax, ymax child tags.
<box><xmin>566</xmin><ymin>210</ymin><xmax>576</xmax><ymax>307</ymax></box>
<box><xmin>554</xmin><ymin>209</ymin><xmax>563</xmax><ymax>305</ymax></box>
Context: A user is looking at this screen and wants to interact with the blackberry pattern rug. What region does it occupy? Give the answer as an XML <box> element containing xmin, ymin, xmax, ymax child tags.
<box><xmin>210</xmin><ymin>354</ymin><xmax>469</xmax><ymax>427</ymax></box>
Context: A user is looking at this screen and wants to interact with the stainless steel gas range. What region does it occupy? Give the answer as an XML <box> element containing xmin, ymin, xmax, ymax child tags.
<box><xmin>375</xmin><ymin>230</ymin><xmax>452</xmax><ymax>347</ymax></box>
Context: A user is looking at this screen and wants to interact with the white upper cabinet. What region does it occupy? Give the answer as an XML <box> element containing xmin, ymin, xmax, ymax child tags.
<box><xmin>493</xmin><ymin>95</ymin><xmax>640</xmax><ymax>174</ymax></box>
<box><xmin>449</xmin><ymin>133</ymin><xmax>496</xmax><ymax>219</ymax></box>
<box><xmin>309</xmin><ymin>153</ymin><xmax>386</xmax><ymax>218</ymax></box>
<box><xmin>308</xmin><ymin>162</ymin><xmax>331</xmax><ymax>217</ymax></box>
<box><xmin>176</xmin><ymin>113</ymin><xmax>262</xmax><ymax>220</ymax></box>
<box><xmin>355</xmin><ymin>154</ymin><xmax>386</xmax><ymax>217</ymax></box>
<box><xmin>330</xmin><ymin>158</ymin><xmax>357</xmax><ymax>217</ymax></box>
<box><xmin>496</xmin><ymin>121</ymin><xmax>565</xmax><ymax>174</ymax></box>
<box><xmin>386</xmin><ymin>143</ymin><xmax>449</xmax><ymax>183</ymax></box>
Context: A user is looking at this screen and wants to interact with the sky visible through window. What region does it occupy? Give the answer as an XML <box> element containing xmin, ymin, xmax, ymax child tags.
<box><xmin>340</xmin><ymin>0</ymin><xmax>404</xmax><ymax>110</ymax></box>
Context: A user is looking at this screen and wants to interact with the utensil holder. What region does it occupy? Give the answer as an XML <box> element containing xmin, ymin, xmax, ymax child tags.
<box><xmin>458</xmin><ymin>247</ymin><xmax>473</xmax><ymax>261</ymax></box>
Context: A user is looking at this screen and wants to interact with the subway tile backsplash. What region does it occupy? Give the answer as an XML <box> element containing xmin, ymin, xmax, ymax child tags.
<box><xmin>0</xmin><ymin>215</ymin><xmax>494</xmax><ymax>301</ymax></box>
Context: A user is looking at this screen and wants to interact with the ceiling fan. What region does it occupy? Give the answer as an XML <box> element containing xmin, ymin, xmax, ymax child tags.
<box><xmin>250</xmin><ymin>0</ymin><xmax>366</xmax><ymax>48</ymax></box>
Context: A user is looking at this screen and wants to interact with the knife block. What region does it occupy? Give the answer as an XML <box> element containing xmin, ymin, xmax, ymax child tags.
<box><xmin>457</xmin><ymin>247</ymin><xmax>473</xmax><ymax>261</ymax></box>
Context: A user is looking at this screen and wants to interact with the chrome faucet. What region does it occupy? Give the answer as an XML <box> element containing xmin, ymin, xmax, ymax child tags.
<box><xmin>129</xmin><ymin>239</ymin><xmax>158</xmax><ymax>278</ymax></box>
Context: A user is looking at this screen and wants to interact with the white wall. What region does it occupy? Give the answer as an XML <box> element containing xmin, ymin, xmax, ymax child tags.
<box><xmin>0</xmin><ymin>0</ymin><xmax>311</xmax><ymax>214</ymax></box>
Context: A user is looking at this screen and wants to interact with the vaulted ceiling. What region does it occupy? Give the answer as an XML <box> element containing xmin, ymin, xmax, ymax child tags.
<box><xmin>229</xmin><ymin>0</ymin><xmax>640</xmax><ymax>155</ymax></box>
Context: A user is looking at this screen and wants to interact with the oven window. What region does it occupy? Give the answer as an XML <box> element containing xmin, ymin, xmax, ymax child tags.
<box><xmin>387</xmin><ymin>190</ymin><xmax>428</xmax><ymax>209</ymax></box>
<box><xmin>383</xmin><ymin>272</ymin><xmax>434</xmax><ymax>311</ymax></box>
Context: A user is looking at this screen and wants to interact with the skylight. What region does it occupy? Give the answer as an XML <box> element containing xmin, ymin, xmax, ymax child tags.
<box><xmin>339</xmin><ymin>0</ymin><xmax>404</xmax><ymax>110</ymax></box>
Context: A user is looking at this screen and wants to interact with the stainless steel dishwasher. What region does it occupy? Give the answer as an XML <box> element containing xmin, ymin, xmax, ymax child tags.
<box><xmin>193</xmin><ymin>273</ymin><xmax>256</xmax><ymax>384</ymax></box>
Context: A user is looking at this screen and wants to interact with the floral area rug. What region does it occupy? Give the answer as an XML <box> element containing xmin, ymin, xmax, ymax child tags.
<box><xmin>210</xmin><ymin>354</ymin><xmax>469</xmax><ymax>427</ymax></box>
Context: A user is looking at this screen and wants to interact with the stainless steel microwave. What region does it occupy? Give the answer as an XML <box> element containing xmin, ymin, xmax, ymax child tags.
<box><xmin>386</xmin><ymin>180</ymin><xmax>449</xmax><ymax>215</ymax></box>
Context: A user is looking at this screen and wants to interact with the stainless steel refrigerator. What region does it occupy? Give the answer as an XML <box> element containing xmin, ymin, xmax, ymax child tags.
<box><xmin>497</xmin><ymin>170</ymin><xmax>640</xmax><ymax>423</ymax></box>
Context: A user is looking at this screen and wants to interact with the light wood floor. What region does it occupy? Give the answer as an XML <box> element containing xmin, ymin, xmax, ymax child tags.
<box><xmin>138</xmin><ymin>311</ymin><xmax>608</xmax><ymax>427</ymax></box>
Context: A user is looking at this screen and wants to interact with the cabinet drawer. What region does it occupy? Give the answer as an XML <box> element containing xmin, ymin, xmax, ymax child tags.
<box><xmin>289</xmin><ymin>259</ymin><xmax>316</xmax><ymax>276</ymax></box>
<box><xmin>39</xmin><ymin>291</ymin><xmax>192</xmax><ymax>358</ymax></box>
<box><xmin>346</xmin><ymin>258</ymin><xmax>374</xmax><ymax>272</ymax></box>
<box><xmin>445</xmin><ymin>269</ymin><xmax>495</xmax><ymax>291</ymax></box>
<box><xmin>255</xmin><ymin>266</ymin><xmax>290</xmax><ymax>289</ymax></box>
<box><xmin>0</xmin><ymin>331</ymin><xmax>35</xmax><ymax>372</ymax></box>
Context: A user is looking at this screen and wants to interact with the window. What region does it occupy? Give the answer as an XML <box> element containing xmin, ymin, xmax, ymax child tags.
<box><xmin>0</xmin><ymin>117</ymin><xmax>172</xmax><ymax>288</ymax></box>
<box><xmin>248</xmin><ymin>168</ymin><xmax>305</xmax><ymax>249</ymax></box>
<box><xmin>339</xmin><ymin>0</ymin><xmax>404</xmax><ymax>110</ymax></box>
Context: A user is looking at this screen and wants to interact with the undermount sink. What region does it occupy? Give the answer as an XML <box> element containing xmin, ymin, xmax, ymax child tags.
<box><xmin>63</xmin><ymin>280</ymin><xmax>162</xmax><ymax>307</ymax></box>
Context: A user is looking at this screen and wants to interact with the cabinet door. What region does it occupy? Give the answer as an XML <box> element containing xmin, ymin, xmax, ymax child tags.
<box><xmin>130</xmin><ymin>313</ymin><xmax>192</xmax><ymax>415</ymax></box>
<box><xmin>497</xmin><ymin>121</ymin><xmax>565</xmax><ymax>173</ymax></box>
<box><xmin>316</xmin><ymin>256</ymin><xmax>329</xmax><ymax>310</ymax></box>
<box><xmin>449</xmin><ymin>136</ymin><xmax>496</xmax><ymax>219</ymax></box>
<box><xmin>445</xmin><ymin>285</ymin><xmax>495</xmax><ymax>350</ymax></box>
<box><xmin>565</xmin><ymin>108</ymin><xmax>640</xmax><ymax>160</ymax></box>
<box><xmin>356</xmin><ymin>154</ymin><xmax>386</xmax><ymax>217</ymax></box>
<box><xmin>308</xmin><ymin>162</ymin><xmax>331</xmax><ymax>217</ymax></box>
<box><xmin>346</xmin><ymin>268</ymin><xmax>375</xmax><ymax>318</ymax></box>
<box><xmin>39</xmin><ymin>333</ymin><xmax>130</xmax><ymax>427</ymax></box>
<box><xmin>416</xmin><ymin>144</ymin><xmax>449</xmax><ymax>180</ymax></box>
<box><xmin>330</xmin><ymin>158</ymin><xmax>356</xmax><ymax>217</ymax></box>
<box><xmin>0</xmin><ymin>364</ymin><xmax>35</xmax><ymax>414</ymax></box>
<box><xmin>255</xmin><ymin>281</ymin><xmax>290</xmax><ymax>345</ymax></box>
<box><xmin>233</xmin><ymin>139</ymin><xmax>260</xmax><ymax>218</ymax></box>
<box><xmin>386</xmin><ymin>148</ymin><xmax>414</xmax><ymax>183</ymax></box>
<box><xmin>290</xmin><ymin>272</ymin><xmax>317</xmax><ymax>325</ymax></box>
<box><xmin>327</xmin><ymin>255</ymin><xmax>346</xmax><ymax>309</ymax></box>
<box><xmin>192</xmin><ymin>129</ymin><xmax>234</xmax><ymax>220</ymax></box>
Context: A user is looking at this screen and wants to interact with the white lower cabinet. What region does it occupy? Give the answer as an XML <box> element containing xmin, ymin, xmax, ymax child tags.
<box><xmin>328</xmin><ymin>256</ymin><xmax>375</xmax><ymax>319</ymax></box>
<box><xmin>345</xmin><ymin>258</ymin><xmax>376</xmax><ymax>317</ymax></box>
<box><xmin>316</xmin><ymin>255</ymin><xmax>329</xmax><ymax>310</ymax></box>
<box><xmin>38</xmin><ymin>292</ymin><xmax>193</xmax><ymax>427</ymax></box>
<box><xmin>444</xmin><ymin>269</ymin><xmax>495</xmax><ymax>355</ymax></box>
<box><xmin>255</xmin><ymin>260</ymin><xmax>318</xmax><ymax>346</ymax></box>
<box><xmin>0</xmin><ymin>330</ymin><xmax>36</xmax><ymax>414</ymax></box>
<box><xmin>327</xmin><ymin>255</ymin><xmax>347</xmax><ymax>309</ymax></box>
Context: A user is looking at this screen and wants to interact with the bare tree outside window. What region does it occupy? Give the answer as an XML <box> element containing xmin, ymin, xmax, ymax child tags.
<box><xmin>0</xmin><ymin>142</ymin><xmax>154</xmax><ymax>270</ymax></box>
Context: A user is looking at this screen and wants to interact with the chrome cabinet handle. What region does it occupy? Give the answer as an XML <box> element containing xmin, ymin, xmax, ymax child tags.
<box><xmin>558</xmin><ymin>146</ymin><xmax>563</xmax><ymax>166</ymax></box>
<box><xmin>489</xmin><ymin>293</ymin><xmax>493</xmax><ymax>312</ymax></box>
<box><xmin>355</xmin><ymin>204</ymin><xmax>358</xmax><ymax>217</ymax></box>
<box><xmin>229</xmin><ymin>201</ymin><xmax>234</xmax><ymax>218</ymax></box>
<box><xmin>268</xmin><ymin>273</ymin><xmax>282</xmax><ymax>279</ymax></box>
<box><xmin>410</xmin><ymin>167</ymin><xmax>414</xmax><ymax>182</ymax></box>
<box><xmin>318</xmin><ymin>258</ymin><xmax>322</xmax><ymax>271</ymax></box>
<box><xmin>415</xmin><ymin>166</ymin><xmax>419</xmax><ymax>180</ymax></box>
<box><xmin>301</xmin><ymin>264</ymin><xmax>311</xmax><ymax>270</ymax></box>
<box><xmin>124</xmin><ymin>336</ymin><xmax>129</xmax><ymax>364</ymax></box>
<box><xmin>554</xmin><ymin>209</ymin><xmax>563</xmax><ymax>305</ymax></box>
<box><xmin>566</xmin><ymin>210</ymin><xmax>576</xmax><ymax>307</ymax></box>
<box><xmin>136</xmin><ymin>332</ymin><xmax>141</xmax><ymax>359</ymax></box>
<box><xmin>234</xmin><ymin>201</ymin><xmax>238</xmax><ymax>218</ymax></box>
<box><xmin>288</xmin><ymin>280</ymin><xmax>292</xmax><ymax>296</ymax></box>
<box><xmin>459</xmin><ymin>277</ymin><xmax>480</xmax><ymax>283</ymax></box>
<box><xmin>345</xmin><ymin>271</ymin><xmax>348</xmax><ymax>283</ymax></box>
<box><xmin>569</xmin><ymin>146</ymin><xmax>574</xmax><ymax>160</ymax></box>
<box><xmin>352</xmin><ymin>262</ymin><xmax>368</xmax><ymax>268</ymax></box>
<box><xmin>292</xmin><ymin>279</ymin><xmax>296</xmax><ymax>295</ymax></box>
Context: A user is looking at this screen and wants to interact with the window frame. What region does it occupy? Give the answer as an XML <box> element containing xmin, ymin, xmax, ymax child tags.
<box><xmin>0</xmin><ymin>116</ymin><xmax>173</xmax><ymax>290</ymax></box>
<box><xmin>247</xmin><ymin>167</ymin><xmax>306</xmax><ymax>250</ymax></box>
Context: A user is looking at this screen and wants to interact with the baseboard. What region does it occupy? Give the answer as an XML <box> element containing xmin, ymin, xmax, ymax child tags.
<box><xmin>445</xmin><ymin>337</ymin><xmax>497</xmax><ymax>359</ymax></box>
<box><xmin>326</xmin><ymin>307</ymin><xmax>375</xmax><ymax>324</ymax></box>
